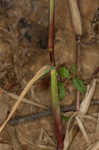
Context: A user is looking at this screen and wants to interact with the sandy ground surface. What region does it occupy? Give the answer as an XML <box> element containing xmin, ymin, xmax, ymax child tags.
<box><xmin>0</xmin><ymin>0</ymin><xmax>99</xmax><ymax>150</ymax></box>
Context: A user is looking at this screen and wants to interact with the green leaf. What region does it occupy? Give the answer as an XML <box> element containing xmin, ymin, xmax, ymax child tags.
<box><xmin>58</xmin><ymin>67</ymin><xmax>70</xmax><ymax>78</ymax></box>
<box><xmin>61</xmin><ymin>116</ymin><xmax>70</xmax><ymax>121</ymax></box>
<box><xmin>72</xmin><ymin>64</ymin><xmax>76</xmax><ymax>74</ymax></box>
<box><xmin>72</xmin><ymin>77</ymin><xmax>86</xmax><ymax>93</ymax></box>
<box><xmin>58</xmin><ymin>82</ymin><xmax>65</xmax><ymax>100</ymax></box>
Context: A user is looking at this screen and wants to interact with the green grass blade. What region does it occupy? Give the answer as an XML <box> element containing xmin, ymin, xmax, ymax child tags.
<box><xmin>51</xmin><ymin>69</ymin><xmax>63</xmax><ymax>150</ymax></box>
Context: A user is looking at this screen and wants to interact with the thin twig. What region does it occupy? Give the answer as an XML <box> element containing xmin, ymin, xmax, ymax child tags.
<box><xmin>0</xmin><ymin>88</ymin><xmax>47</xmax><ymax>109</ymax></box>
<box><xmin>75</xmin><ymin>35</ymin><xmax>81</xmax><ymax>111</ymax></box>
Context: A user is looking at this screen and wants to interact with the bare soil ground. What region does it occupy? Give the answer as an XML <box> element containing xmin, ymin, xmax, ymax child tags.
<box><xmin>0</xmin><ymin>0</ymin><xmax>99</xmax><ymax>150</ymax></box>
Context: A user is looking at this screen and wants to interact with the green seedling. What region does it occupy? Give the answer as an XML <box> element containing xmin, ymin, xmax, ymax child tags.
<box><xmin>58</xmin><ymin>82</ymin><xmax>65</xmax><ymax>100</ymax></box>
<box><xmin>72</xmin><ymin>77</ymin><xmax>86</xmax><ymax>93</ymax></box>
<box><xmin>58</xmin><ymin>67</ymin><xmax>70</xmax><ymax>79</ymax></box>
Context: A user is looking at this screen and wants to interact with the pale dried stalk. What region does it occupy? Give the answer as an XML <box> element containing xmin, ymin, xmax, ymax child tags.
<box><xmin>6</xmin><ymin>91</ymin><xmax>47</xmax><ymax>109</ymax></box>
<box><xmin>0</xmin><ymin>65</ymin><xmax>51</xmax><ymax>133</ymax></box>
<box><xmin>95</xmin><ymin>113</ymin><xmax>99</xmax><ymax>139</ymax></box>
<box><xmin>68</xmin><ymin>0</ymin><xmax>82</xmax><ymax>35</ymax></box>
<box><xmin>43</xmin><ymin>129</ymin><xmax>56</xmax><ymax>146</ymax></box>
<box><xmin>68</xmin><ymin>0</ymin><xmax>82</xmax><ymax>111</ymax></box>
<box><xmin>63</xmin><ymin>112</ymin><xmax>78</xmax><ymax>150</ymax></box>
<box><xmin>63</xmin><ymin>79</ymin><xmax>96</xmax><ymax>150</ymax></box>
<box><xmin>86</xmin><ymin>142</ymin><xmax>99</xmax><ymax>150</ymax></box>
<box><xmin>75</xmin><ymin>116</ymin><xmax>90</xmax><ymax>144</ymax></box>
<box><xmin>38</xmin><ymin>128</ymin><xmax>56</xmax><ymax>146</ymax></box>
<box><xmin>38</xmin><ymin>128</ymin><xmax>44</xmax><ymax>144</ymax></box>
<box><xmin>91</xmin><ymin>113</ymin><xmax>98</xmax><ymax>117</ymax></box>
<box><xmin>38</xmin><ymin>144</ymin><xmax>55</xmax><ymax>150</ymax></box>
<box><xmin>80</xmin><ymin>114</ymin><xmax>97</xmax><ymax>122</ymax></box>
<box><xmin>80</xmin><ymin>79</ymin><xmax>96</xmax><ymax>114</ymax></box>
<box><xmin>64</xmin><ymin>125</ymin><xmax>78</xmax><ymax>150</ymax></box>
<box><xmin>0</xmin><ymin>88</ymin><xmax>47</xmax><ymax>109</ymax></box>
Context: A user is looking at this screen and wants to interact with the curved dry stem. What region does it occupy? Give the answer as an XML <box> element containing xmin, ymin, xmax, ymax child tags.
<box><xmin>0</xmin><ymin>65</ymin><xmax>51</xmax><ymax>133</ymax></box>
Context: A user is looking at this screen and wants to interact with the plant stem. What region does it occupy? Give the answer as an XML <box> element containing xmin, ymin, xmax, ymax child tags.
<box><xmin>75</xmin><ymin>35</ymin><xmax>81</xmax><ymax>111</ymax></box>
<box><xmin>48</xmin><ymin>0</ymin><xmax>63</xmax><ymax>149</ymax></box>
<box><xmin>48</xmin><ymin>0</ymin><xmax>55</xmax><ymax>66</ymax></box>
<box><xmin>68</xmin><ymin>0</ymin><xmax>82</xmax><ymax>111</ymax></box>
<box><xmin>51</xmin><ymin>69</ymin><xmax>63</xmax><ymax>150</ymax></box>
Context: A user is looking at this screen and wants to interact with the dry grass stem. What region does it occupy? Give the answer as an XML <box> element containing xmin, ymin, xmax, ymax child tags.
<box><xmin>38</xmin><ymin>128</ymin><xmax>56</xmax><ymax>147</ymax></box>
<box><xmin>68</xmin><ymin>0</ymin><xmax>82</xmax><ymax>35</ymax></box>
<box><xmin>63</xmin><ymin>79</ymin><xmax>97</xmax><ymax>150</ymax></box>
<box><xmin>75</xmin><ymin>116</ymin><xmax>90</xmax><ymax>144</ymax></box>
<box><xmin>38</xmin><ymin>128</ymin><xmax>44</xmax><ymax>144</ymax></box>
<box><xmin>0</xmin><ymin>65</ymin><xmax>51</xmax><ymax>133</ymax></box>
<box><xmin>80</xmin><ymin>79</ymin><xmax>96</xmax><ymax>114</ymax></box>
<box><xmin>86</xmin><ymin>142</ymin><xmax>99</xmax><ymax>150</ymax></box>
<box><xmin>80</xmin><ymin>115</ymin><xmax>97</xmax><ymax>122</ymax></box>
<box><xmin>43</xmin><ymin>129</ymin><xmax>56</xmax><ymax>146</ymax></box>
<box><xmin>63</xmin><ymin>112</ymin><xmax>78</xmax><ymax>150</ymax></box>
<box><xmin>7</xmin><ymin>90</ymin><xmax>47</xmax><ymax>109</ymax></box>
<box><xmin>95</xmin><ymin>113</ymin><xmax>99</xmax><ymax>138</ymax></box>
<box><xmin>0</xmin><ymin>88</ymin><xmax>47</xmax><ymax>109</ymax></box>
<box><xmin>38</xmin><ymin>144</ymin><xmax>55</xmax><ymax>149</ymax></box>
<box><xmin>69</xmin><ymin>0</ymin><xmax>82</xmax><ymax>111</ymax></box>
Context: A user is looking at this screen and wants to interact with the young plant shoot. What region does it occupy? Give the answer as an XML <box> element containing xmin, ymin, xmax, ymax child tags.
<box><xmin>48</xmin><ymin>0</ymin><xmax>63</xmax><ymax>149</ymax></box>
<box><xmin>51</xmin><ymin>69</ymin><xmax>63</xmax><ymax>150</ymax></box>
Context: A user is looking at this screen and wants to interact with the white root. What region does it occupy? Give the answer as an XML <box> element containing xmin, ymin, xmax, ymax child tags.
<box><xmin>68</xmin><ymin>0</ymin><xmax>82</xmax><ymax>35</ymax></box>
